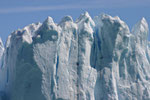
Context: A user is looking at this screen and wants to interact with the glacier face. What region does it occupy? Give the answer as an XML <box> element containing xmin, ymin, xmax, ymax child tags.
<box><xmin>0</xmin><ymin>12</ymin><xmax>150</xmax><ymax>100</ymax></box>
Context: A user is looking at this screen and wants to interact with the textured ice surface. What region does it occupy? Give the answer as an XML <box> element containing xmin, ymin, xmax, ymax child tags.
<box><xmin>0</xmin><ymin>38</ymin><xmax>4</xmax><ymax>90</ymax></box>
<box><xmin>0</xmin><ymin>38</ymin><xmax>3</xmax><ymax>65</ymax></box>
<box><xmin>0</xmin><ymin>38</ymin><xmax>7</xmax><ymax>100</ymax></box>
<box><xmin>0</xmin><ymin>38</ymin><xmax>4</xmax><ymax>65</ymax></box>
<box><xmin>0</xmin><ymin>12</ymin><xmax>150</xmax><ymax>100</ymax></box>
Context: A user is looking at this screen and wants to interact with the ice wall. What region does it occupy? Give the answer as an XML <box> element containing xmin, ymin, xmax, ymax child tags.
<box><xmin>0</xmin><ymin>12</ymin><xmax>150</xmax><ymax>100</ymax></box>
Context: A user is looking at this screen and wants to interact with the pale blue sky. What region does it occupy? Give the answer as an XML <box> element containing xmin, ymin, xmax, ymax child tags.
<box><xmin>0</xmin><ymin>0</ymin><xmax>150</xmax><ymax>43</ymax></box>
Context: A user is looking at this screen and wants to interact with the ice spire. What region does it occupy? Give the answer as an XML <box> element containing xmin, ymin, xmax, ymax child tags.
<box><xmin>76</xmin><ymin>11</ymin><xmax>95</xmax><ymax>34</ymax></box>
<box><xmin>0</xmin><ymin>37</ymin><xmax>4</xmax><ymax>67</ymax></box>
<box><xmin>0</xmin><ymin>37</ymin><xmax>3</xmax><ymax>48</ymax></box>
<box><xmin>43</xmin><ymin>16</ymin><xmax>54</xmax><ymax>25</ymax></box>
<box><xmin>76</xmin><ymin>11</ymin><xmax>95</xmax><ymax>26</ymax></box>
<box><xmin>60</xmin><ymin>16</ymin><xmax>73</xmax><ymax>23</ymax></box>
<box><xmin>132</xmin><ymin>17</ymin><xmax>149</xmax><ymax>46</ymax></box>
<box><xmin>0</xmin><ymin>37</ymin><xmax>4</xmax><ymax>54</ymax></box>
<box><xmin>41</xmin><ymin>16</ymin><xmax>58</xmax><ymax>31</ymax></box>
<box><xmin>58</xmin><ymin>16</ymin><xmax>74</xmax><ymax>27</ymax></box>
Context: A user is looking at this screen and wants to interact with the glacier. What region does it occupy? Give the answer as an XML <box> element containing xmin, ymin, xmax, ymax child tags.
<box><xmin>0</xmin><ymin>12</ymin><xmax>150</xmax><ymax>100</ymax></box>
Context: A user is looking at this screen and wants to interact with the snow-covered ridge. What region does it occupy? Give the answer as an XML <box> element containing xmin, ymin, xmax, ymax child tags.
<box><xmin>0</xmin><ymin>12</ymin><xmax>150</xmax><ymax>100</ymax></box>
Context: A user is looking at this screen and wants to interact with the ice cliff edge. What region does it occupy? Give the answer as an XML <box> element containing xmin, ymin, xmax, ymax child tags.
<box><xmin>0</xmin><ymin>12</ymin><xmax>150</xmax><ymax>100</ymax></box>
